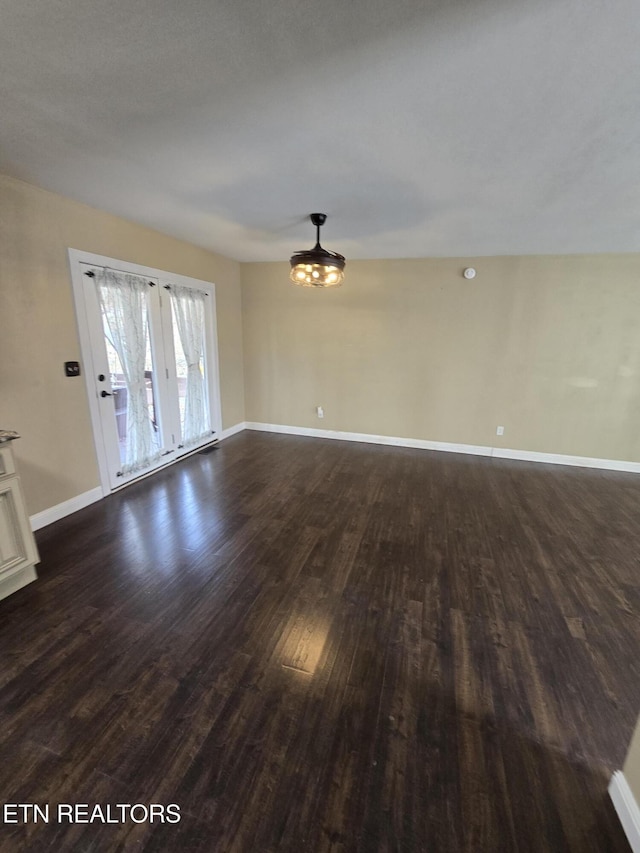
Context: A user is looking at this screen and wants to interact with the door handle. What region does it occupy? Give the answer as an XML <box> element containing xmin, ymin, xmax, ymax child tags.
<box><xmin>100</xmin><ymin>390</ymin><xmax>113</xmax><ymax>397</ymax></box>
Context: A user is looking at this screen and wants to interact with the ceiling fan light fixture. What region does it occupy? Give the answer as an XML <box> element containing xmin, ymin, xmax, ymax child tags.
<box><xmin>289</xmin><ymin>213</ymin><xmax>345</xmax><ymax>287</ymax></box>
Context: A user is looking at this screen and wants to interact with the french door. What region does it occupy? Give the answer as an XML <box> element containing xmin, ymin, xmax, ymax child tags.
<box><xmin>69</xmin><ymin>250</ymin><xmax>221</xmax><ymax>493</ymax></box>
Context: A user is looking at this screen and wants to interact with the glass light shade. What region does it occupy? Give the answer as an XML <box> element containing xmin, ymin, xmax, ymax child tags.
<box><xmin>289</xmin><ymin>214</ymin><xmax>346</xmax><ymax>287</ymax></box>
<box><xmin>289</xmin><ymin>262</ymin><xmax>344</xmax><ymax>287</ymax></box>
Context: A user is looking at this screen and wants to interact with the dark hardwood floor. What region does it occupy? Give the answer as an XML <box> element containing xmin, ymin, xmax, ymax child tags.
<box><xmin>0</xmin><ymin>431</ymin><xmax>638</xmax><ymax>852</ymax></box>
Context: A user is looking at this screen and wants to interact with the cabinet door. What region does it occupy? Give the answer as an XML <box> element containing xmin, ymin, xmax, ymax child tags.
<box><xmin>0</xmin><ymin>476</ymin><xmax>39</xmax><ymax>577</ymax></box>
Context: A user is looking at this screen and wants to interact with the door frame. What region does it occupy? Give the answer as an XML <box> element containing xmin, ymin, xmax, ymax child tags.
<box><xmin>68</xmin><ymin>248</ymin><xmax>223</xmax><ymax>497</ymax></box>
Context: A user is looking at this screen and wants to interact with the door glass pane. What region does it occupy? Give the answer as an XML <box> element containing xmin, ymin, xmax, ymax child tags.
<box><xmin>103</xmin><ymin>324</ymin><xmax>160</xmax><ymax>466</ymax></box>
<box><xmin>96</xmin><ymin>270</ymin><xmax>162</xmax><ymax>475</ymax></box>
<box><xmin>170</xmin><ymin>287</ymin><xmax>210</xmax><ymax>447</ymax></box>
<box><xmin>172</xmin><ymin>309</ymin><xmax>190</xmax><ymax>439</ymax></box>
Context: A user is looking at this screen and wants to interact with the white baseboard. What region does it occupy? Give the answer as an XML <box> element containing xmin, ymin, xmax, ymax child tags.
<box><xmin>609</xmin><ymin>771</ymin><xmax>640</xmax><ymax>853</ymax></box>
<box><xmin>29</xmin><ymin>486</ymin><xmax>103</xmax><ymax>532</ymax></box>
<box><xmin>26</xmin><ymin>422</ymin><xmax>640</xmax><ymax>534</ymax></box>
<box><xmin>493</xmin><ymin>446</ymin><xmax>640</xmax><ymax>473</ymax></box>
<box><xmin>244</xmin><ymin>422</ymin><xmax>640</xmax><ymax>474</ymax></box>
<box><xmin>27</xmin><ymin>424</ymin><xmax>246</xmax><ymax>532</ymax></box>
<box><xmin>220</xmin><ymin>421</ymin><xmax>247</xmax><ymax>440</ymax></box>
<box><xmin>245</xmin><ymin>422</ymin><xmax>493</xmax><ymax>456</ymax></box>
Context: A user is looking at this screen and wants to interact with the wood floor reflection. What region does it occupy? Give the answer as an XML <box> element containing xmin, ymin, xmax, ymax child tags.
<box><xmin>0</xmin><ymin>431</ymin><xmax>637</xmax><ymax>851</ymax></box>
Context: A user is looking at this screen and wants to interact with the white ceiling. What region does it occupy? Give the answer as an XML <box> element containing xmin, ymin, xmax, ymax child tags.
<box><xmin>2</xmin><ymin>0</ymin><xmax>640</xmax><ymax>261</ymax></box>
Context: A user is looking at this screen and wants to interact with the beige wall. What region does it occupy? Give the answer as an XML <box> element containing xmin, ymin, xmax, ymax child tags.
<box><xmin>5</xmin><ymin>173</ymin><xmax>640</xmax><ymax>518</ymax></box>
<box><xmin>241</xmin><ymin>256</ymin><xmax>640</xmax><ymax>462</ymax></box>
<box><xmin>0</xmin><ymin>174</ymin><xmax>244</xmax><ymax>515</ymax></box>
<box><xmin>624</xmin><ymin>715</ymin><xmax>640</xmax><ymax>805</ymax></box>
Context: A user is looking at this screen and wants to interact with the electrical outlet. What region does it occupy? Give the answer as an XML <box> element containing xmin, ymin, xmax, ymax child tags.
<box><xmin>496</xmin><ymin>425</ymin><xmax>504</xmax><ymax>436</ymax></box>
<box><xmin>316</xmin><ymin>406</ymin><xmax>324</xmax><ymax>419</ymax></box>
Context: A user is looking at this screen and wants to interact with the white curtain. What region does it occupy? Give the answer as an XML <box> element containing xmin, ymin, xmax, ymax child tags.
<box><xmin>170</xmin><ymin>284</ymin><xmax>209</xmax><ymax>446</ymax></box>
<box><xmin>96</xmin><ymin>269</ymin><xmax>159</xmax><ymax>473</ymax></box>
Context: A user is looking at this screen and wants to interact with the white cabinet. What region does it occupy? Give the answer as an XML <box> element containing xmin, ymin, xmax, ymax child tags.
<box><xmin>0</xmin><ymin>441</ymin><xmax>38</xmax><ymax>600</ymax></box>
